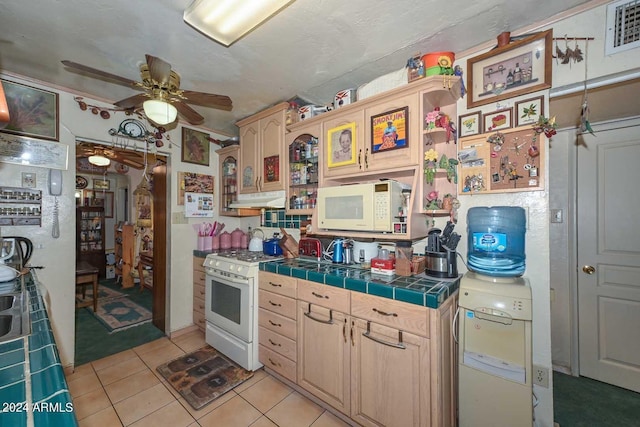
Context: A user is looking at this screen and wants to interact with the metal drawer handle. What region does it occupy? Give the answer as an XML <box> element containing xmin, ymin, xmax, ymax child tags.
<box><xmin>268</xmin><ymin>300</ymin><xmax>282</xmax><ymax>307</ymax></box>
<box><xmin>373</xmin><ymin>308</ymin><xmax>398</xmax><ymax>317</ymax></box>
<box><xmin>304</xmin><ymin>302</ymin><xmax>333</xmax><ymax>324</ymax></box>
<box><xmin>268</xmin><ymin>358</ymin><xmax>281</xmax><ymax>367</ymax></box>
<box><xmin>268</xmin><ymin>338</ymin><xmax>281</xmax><ymax>347</ymax></box>
<box><xmin>362</xmin><ymin>321</ymin><xmax>406</xmax><ymax>349</ymax></box>
<box><xmin>312</xmin><ymin>291</ymin><xmax>328</xmax><ymax>299</ymax></box>
<box><xmin>269</xmin><ymin>320</ymin><xmax>282</xmax><ymax>327</ymax></box>
<box><xmin>269</xmin><ymin>281</ymin><xmax>282</xmax><ymax>287</ymax></box>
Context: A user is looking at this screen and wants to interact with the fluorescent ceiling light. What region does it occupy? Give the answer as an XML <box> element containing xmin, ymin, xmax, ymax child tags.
<box><xmin>88</xmin><ymin>154</ymin><xmax>111</xmax><ymax>167</ymax></box>
<box><xmin>143</xmin><ymin>99</ymin><xmax>178</xmax><ymax>125</ymax></box>
<box><xmin>184</xmin><ymin>0</ymin><xmax>296</xmax><ymax>47</ymax></box>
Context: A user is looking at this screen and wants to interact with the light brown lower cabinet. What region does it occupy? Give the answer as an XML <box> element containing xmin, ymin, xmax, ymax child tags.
<box><xmin>260</xmin><ymin>273</ymin><xmax>457</xmax><ymax>427</ymax></box>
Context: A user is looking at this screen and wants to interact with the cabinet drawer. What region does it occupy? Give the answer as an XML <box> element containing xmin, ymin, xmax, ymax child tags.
<box><xmin>259</xmin><ymin>326</ymin><xmax>297</xmax><ymax>362</ymax></box>
<box><xmin>259</xmin><ymin>308</ymin><xmax>296</xmax><ymax>341</ymax></box>
<box><xmin>351</xmin><ymin>292</ymin><xmax>430</xmax><ymax>338</ymax></box>
<box><xmin>259</xmin><ymin>290</ymin><xmax>296</xmax><ymax>320</ymax></box>
<box><xmin>193</xmin><ymin>295</ymin><xmax>206</xmax><ymax>314</ymax></box>
<box><xmin>193</xmin><ymin>269</ymin><xmax>206</xmax><ymax>286</ymax></box>
<box><xmin>193</xmin><ymin>257</ymin><xmax>206</xmax><ymax>273</ymax></box>
<box><xmin>297</xmin><ymin>279</ymin><xmax>350</xmax><ymax>313</ymax></box>
<box><xmin>193</xmin><ymin>310</ymin><xmax>206</xmax><ymax>331</ymax></box>
<box><xmin>259</xmin><ymin>272</ymin><xmax>297</xmax><ymax>298</ymax></box>
<box><xmin>260</xmin><ymin>345</ymin><xmax>296</xmax><ymax>383</ymax></box>
<box><xmin>193</xmin><ymin>283</ymin><xmax>206</xmax><ymax>301</ymax></box>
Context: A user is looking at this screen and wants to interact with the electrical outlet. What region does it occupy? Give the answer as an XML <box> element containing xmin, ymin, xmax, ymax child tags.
<box><xmin>533</xmin><ymin>364</ymin><xmax>549</xmax><ymax>388</ymax></box>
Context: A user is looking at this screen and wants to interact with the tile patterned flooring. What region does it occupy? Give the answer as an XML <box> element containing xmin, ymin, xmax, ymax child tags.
<box><xmin>67</xmin><ymin>329</ymin><xmax>351</xmax><ymax>427</ymax></box>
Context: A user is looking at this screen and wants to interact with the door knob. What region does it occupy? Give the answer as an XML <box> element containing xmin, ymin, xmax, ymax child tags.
<box><xmin>582</xmin><ymin>265</ymin><xmax>596</xmax><ymax>275</ymax></box>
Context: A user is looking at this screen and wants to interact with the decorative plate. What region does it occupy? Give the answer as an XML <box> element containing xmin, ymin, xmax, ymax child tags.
<box><xmin>76</xmin><ymin>176</ymin><xmax>88</xmax><ymax>189</ymax></box>
<box><xmin>115</xmin><ymin>162</ymin><xmax>130</xmax><ymax>174</ymax></box>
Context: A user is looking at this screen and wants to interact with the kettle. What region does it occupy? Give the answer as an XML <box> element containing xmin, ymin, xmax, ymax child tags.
<box><xmin>3</xmin><ymin>236</ymin><xmax>33</xmax><ymax>266</ymax></box>
<box><xmin>249</xmin><ymin>228</ymin><xmax>264</xmax><ymax>252</ymax></box>
<box><xmin>263</xmin><ymin>234</ymin><xmax>284</xmax><ymax>256</ymax></box>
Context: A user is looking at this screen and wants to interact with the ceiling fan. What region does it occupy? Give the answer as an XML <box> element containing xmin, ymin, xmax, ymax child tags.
<box><xmin>76</xmin><ymin>143</ymin><xmax>158</xmax><ymax>170</ymax></box>
<box><xmin>62</xmin><ymin>54</ymin><xmax>232</xmax><ymax>125</ymax></box>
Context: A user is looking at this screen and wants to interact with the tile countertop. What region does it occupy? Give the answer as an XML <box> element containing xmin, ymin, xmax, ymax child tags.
<box><xmin>0</xmin><ymin>271</ymin><xmax>78</xmax><ymax>426</ymax></box>
<box><xmin>260</xmin><ymin>258</ymin><xmax>460</xmax><ymax>309</ymax></box>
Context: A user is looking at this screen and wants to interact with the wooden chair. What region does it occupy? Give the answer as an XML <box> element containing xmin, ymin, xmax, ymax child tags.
<box><xmin>76</xmin><ymin>261</ymin><xmax>99</xmax><ymax>312</ymax></box>
<box><xmin>136</xmin><ymin>251</ymin><xmax>153</xmax><ymax>292</ymax></box>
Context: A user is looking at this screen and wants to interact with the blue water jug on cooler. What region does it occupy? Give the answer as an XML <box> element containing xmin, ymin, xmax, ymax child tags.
<box><xmin>467</xmin><ymin>206</ymin><xmax>526</xmax><ymax>277</ymax></box>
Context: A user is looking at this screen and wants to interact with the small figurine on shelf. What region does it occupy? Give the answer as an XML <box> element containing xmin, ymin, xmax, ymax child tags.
<box><xmin>424</xmin><ymin>148</ymin><xmax>439</xmax><ymax>185</ymax></box>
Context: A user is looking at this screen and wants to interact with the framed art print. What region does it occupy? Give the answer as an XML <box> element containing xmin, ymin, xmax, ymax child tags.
<box><xmin>182</xmin><ymin>127</ymin><xmax>210</xmax><ymax>166</ymax></box>
<box><xmin>484</xmin><ymin>108</ymin><xmax>513</xmax><ymax>132</ymax></box>
<box><xmin>458</xmin><ymin>111</ymin><xmax>482</xmax><ymax>137</ymax></box>
<box><xmin>467</xmin><ymin>29</ymin><xmax>552</xmax><ymax>109</ymax></box>
<box><xmin>370</xmin><ymin>107</ymin><xmax>408</xmax><ymax>153</ymax></box>
<box><xmin>1</xmin><ymin>79</ymin><xmax>59</xmax><ymax>141</ymax></box>
<box><xmin>93</xmin><ymin>178</ymin><xmax>110</xmax><ymax>190</ymax></box>
<box><xmin>327</xmin><ymin>122</ymin><xmax>356</xmax><ymax>168</ymax></box>
<box><xmin>515</xmin><ymin>96</ymin><xmax>544</xmax><ymax>126</ymax></box>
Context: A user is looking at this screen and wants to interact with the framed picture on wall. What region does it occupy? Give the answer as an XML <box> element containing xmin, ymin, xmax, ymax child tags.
<box><xmin>181</xmin><ymin>127</ymin><xmax>210</xmax><ymax>166</ymax></box>
<box><xmin>515</xmin><ymin>95</ymin><xmax>544</xmax><ymax>126</ymax></box>
<box><xmin>370</xmin><ymin>107</ymin><xmax>408</xmax><ymax>153</ymax></box>
<box><xmin>1</xmin><ymin>78</ymin><xmax>59</xmax><ymax>141</ymax></box>
<box><xmin>484</xmin><ymin>108</ymin><xmax>513</xmax><ymax>132</ymax></box>
<box><xmin>458</xmin><ymin>111</ymin><xmax>482</xmax><ymax>137</ymax></box>
<box><xmin>93</xmin><ymin>178</ymin><xmax>110</xmax><ymax>190</ymax></box>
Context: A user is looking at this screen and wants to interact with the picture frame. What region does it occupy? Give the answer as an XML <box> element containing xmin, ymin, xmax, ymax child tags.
<box><xmin>93</xmin><ymin>191</ymin><xmax>114</xmax><ymax>218</ymax></box>
<box><xmin>93</xmin><ymin>178</ymin><xmax>110</xmax><ymax>190</ymax></box>
<box><xmin>515</xmin><ymin>95</ymin><xmax>545</xmax><ymax>127</ymax></box>
<box><xmin>467</xmin><ymin>29</ymin><xmax>552</xmax><ymax>109</ymax></box>
<box><xmin>177</xmin><ymin>172</ymin><xmax>215</xmax><ymax>205</ymax></box>
<box><xmin>327</xmin><ymin>122</ymin><xmax>356</xmax><ymax>168</ymax></box>
<box><xmin>21</xmin><ymin>172</ymin><xmax>36</xmax><ymax>188</ymax></box>
<box><xmin>1</xmin><ymin>78</ymin><xmax>59</xmax><ymax>141</ymax></box>
<box><xmin>458</xmin><ymin>111</ymin><xmax>482</xmax><ymax>137</ymax></box>
<box><xmin>483</xmin><ymin>108</ymin><xmax>513</xmax><ymax>132</ymax></box>
<box><xmin>181</xmin><ymin>127</ymin><xmax>210</xmax><ymax>166</ymax></box>
<box><xmin>370</xmin><ymin>106</ymin><xmax>408</xmax><ymax>154</ymax></box>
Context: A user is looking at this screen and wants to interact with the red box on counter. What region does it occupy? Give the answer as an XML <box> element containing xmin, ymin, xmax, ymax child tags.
<box><xmin>370</xmin><ymin>257</ymin><xmax>395</xmax><ymax>275</ymax></box>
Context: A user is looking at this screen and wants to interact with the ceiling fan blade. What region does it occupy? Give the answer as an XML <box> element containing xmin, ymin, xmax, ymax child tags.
<box><xmin>61</xmin><ymin>60</ymin><xmax>139</xmax><ymax>87</ymax></box>
<box><xmin>118</xmin><ymin>156</ymin><xmax>145</xmax><ymax>169</ymax></box>
<box><xmin>145</xmin><ymin>54</ymin><xmax>172</xmax><ymax>85</ymax></box>
<box><xmin>180</xmin><ymin>90</ymin><xmax>233</xmax><ymax>111</ymax></box>
<box><xmin>174</xmin><ymin>101</ymin><xmax>205</xmax><ymax>125</ymax></box>
<box><xmin>114</xmin><ymin>93</ymin><xmax>149</xmax><ymax>109</ymax></box>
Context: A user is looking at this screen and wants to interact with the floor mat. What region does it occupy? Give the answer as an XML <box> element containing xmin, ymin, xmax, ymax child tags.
<box><xmin>90</xmin><ymin>296</ymin><xmax>152</xmax><ymax>333</ymax></box>
<box><xmin>156</xmin><ymin>346</ymin><xmax>254</xmax><ymax>410</ymax></box>
<box><xmin>76</xmin><ymin>285</ymin><xmax>124</xmax><ymax>304</ymax></box>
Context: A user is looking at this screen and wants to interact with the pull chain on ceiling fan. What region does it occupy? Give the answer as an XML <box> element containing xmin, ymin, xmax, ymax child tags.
<box><xmin>62</xmin><ymin>54</ymin><xmax>232</xmax><ymax>126</ymax></box>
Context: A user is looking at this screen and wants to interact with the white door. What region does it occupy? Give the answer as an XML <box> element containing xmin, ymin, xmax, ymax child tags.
<box><xmin>577</xmin><ymin>120</ymin><xmax>640</xmax><ymax>392</ymax></box>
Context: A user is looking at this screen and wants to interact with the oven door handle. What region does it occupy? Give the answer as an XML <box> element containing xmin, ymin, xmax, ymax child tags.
<box><xmin>206</xmin><ymin>273</ymin><xmax>250</xmax><ymax>286</ymax></box>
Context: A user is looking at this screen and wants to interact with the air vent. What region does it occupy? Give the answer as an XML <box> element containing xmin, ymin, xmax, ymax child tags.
<box><xmin>606</xmin><ymin>0</ymin><xmax>640</xmax><ymax>55</ymax></box>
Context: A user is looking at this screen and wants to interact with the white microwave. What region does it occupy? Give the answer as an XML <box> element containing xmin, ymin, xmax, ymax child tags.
<box><xmin>317</xmin><ymin>180</ymin><xmax>406</xmax><ymax>232</ymax></box>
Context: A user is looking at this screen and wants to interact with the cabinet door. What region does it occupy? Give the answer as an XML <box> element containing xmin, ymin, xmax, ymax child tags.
<box><xmin>239</xmin><ymin>122</ymin><xmax>260</xmax><ymax>193</ymax></box>
<box><xmin>260</xmin><ymin>109</ymin><xmax>286</xmax><ymax>192</ymax></box>
<box><xmin>286</xmin><ymin>122</ymin><xmax>321</xmax><ymax>215</ymax></box>
<box><xmin>297</xmin><ymin>302</ymin><xmax>351</xmax><ymax>415</ymax></box>
<box><xmin>364</xmin><ymin>92</ymin><xmax>420</xmax><ymax>172</ymax></box>
<box><xmin>351</xmin><ymin>318</ymin><xmax>431</xmax><ymax>427</ymax></box>
<box><xmin>218</xmin><ymin>146</ymin><xmax>240</xmax><ymax>216</ymax></box>
<box><xmin>322</xmin><ymin>109</ymin><xmax>365</xmax><ymax>179</ymax></box>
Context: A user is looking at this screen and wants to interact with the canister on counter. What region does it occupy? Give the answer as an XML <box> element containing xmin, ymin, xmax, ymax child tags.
<box><xmin>334</xmin><ymin>89</ymin><xmax>357</xmax><ymax>108</ymax></box>
<box><xmin>395</xmin><ymin>241</ymin><xmax>413</xmax><ymax>276</ymax></box>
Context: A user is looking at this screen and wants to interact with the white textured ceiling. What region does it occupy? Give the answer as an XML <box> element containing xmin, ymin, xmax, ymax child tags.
<box><xmin>0</xmin><ymin>0</ymin><xmax>595</xmax><ymax>135</ymax></box>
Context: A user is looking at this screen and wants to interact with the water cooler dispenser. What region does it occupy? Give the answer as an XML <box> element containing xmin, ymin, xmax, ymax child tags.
<box><xmin>458</xmin><ymin>206</ymin><xmax>533</xmax><ymax>426</ymax></box>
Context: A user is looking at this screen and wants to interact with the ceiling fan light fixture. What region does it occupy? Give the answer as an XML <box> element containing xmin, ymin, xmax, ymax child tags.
<box><xmin>143</xmin><ymin>99</ymin><xmax>178</xmax><ymax>125</ymax></box>
<box><xmin>88</xmin><ymin>154</ymin><xmax>111</xmax><ymax>167</ymax></box>
<box><xmin>184</xmin><ymin>0</ymin><xmax>296</xmax><ymax>47</ymax></box>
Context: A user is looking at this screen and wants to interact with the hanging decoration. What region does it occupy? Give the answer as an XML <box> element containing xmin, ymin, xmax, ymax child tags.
<box><xmin>134</xmin><ymin>143</ymin><xmax>153</xmax><ymax>228</ymax></box>
<box><xmin>552</xmin><ymin>36</ymin><xmax>593</xmax><ymax>66</ymax></box>
<box><xmin>579</xmin><ymin>38</ymin><xmax>595</xmax><ymax>136</ymax></box>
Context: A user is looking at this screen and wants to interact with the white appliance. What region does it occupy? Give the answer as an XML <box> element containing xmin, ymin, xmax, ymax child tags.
<box><xmin>316</xmin><ymin>180</ymin><xmax>407</xmax><ymax>232</ymax></box>
<box><xmin>457</xmin><ymin>272</ymin><xmax>533</xmax><ymax>427</ymax></box>
<box><xmin>203</xmin><ymin>250</ymin><xmax>280</xmax><ymax>371</ymax></box>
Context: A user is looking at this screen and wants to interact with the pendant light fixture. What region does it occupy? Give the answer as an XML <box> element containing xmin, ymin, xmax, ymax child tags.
<box><xmin>184</xmin><ymin>0</ymin><xmax>296</xmax><ymax>47</ymax></box>
<box><xmin>88</xmin><ymin>147</ymin><xmax>111</xmax><ymax>167</ymax></box>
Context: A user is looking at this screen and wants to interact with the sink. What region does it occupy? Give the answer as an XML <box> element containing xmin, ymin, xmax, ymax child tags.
<box><xmin>0</xmin><ymin>295</ymin><xmax>15</xmax><ymax>311</ymax></box>
<box><xmin>0</xmin><ymin>314</ymin><xmax>13</xmax><ymax>337</ymax></box>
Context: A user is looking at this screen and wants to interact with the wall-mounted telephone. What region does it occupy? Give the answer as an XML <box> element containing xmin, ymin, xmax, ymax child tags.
<box><xmin>48</xmin><ymin>169</ymin><xmax>62</xmax><ymax>238</ymax></box>
<box><xmin>49</xmin><ymin>169</ymin><xmax>63</xmax><ymax>196</ymax></box>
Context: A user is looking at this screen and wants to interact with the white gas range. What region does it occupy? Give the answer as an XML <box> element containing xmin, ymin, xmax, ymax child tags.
<box><xmin>203</xmin><ymin>250</ymin><xmax>281</xmax><ymax>371</ymax></box>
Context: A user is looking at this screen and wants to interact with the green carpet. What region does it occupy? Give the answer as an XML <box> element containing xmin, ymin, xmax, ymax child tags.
<box><xmin>553</xmin><ymin>371</ymin><xmax>640</xmax><ymax>426</ymax></box>
<box><xmin>74</xmin><ymin>279</ymin><xmax>165</xmax><ymax>366</ymax></box>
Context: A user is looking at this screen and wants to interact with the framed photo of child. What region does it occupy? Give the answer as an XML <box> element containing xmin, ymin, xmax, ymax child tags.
<box><xmin>327</xmin><ymin>122</ymin><xmax>356</xmax><ymax>168</ymax></box>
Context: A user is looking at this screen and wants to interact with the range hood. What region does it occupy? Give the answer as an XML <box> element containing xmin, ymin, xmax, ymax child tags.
<box><xmin>229</xmin><ymin>190</ymin><xmax>286</xmax><ymax>209</ymax></box>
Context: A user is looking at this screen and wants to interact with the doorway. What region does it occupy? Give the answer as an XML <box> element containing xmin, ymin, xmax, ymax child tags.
<box><xmin>576</xmin><ymin>119</ymin><xmax>640</xmax><ymax>392</ymax></box>
<box><xmin>74</xmin><ymin>142</ymin><xmax>168</xmax><ymax>364</ymax></box>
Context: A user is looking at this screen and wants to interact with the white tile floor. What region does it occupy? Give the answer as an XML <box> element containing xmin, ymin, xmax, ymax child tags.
<box><xmin>67</xmin><ymin>329</ymin><xmax>351</xmax><ymax>427</ymax></box>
